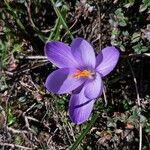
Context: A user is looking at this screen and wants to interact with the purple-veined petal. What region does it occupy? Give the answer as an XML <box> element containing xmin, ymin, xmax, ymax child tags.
<box><xmin>72</xmin><ymin>84</ymin><xmax>84</xmax><ymax>94</ymax></box>
<box><xmin>45</xmin><ymin>41</ymin><xmax>78</xmax><ymax>68</ymax></box>
<box><xmin>96</xmin><ymin>46</ymin><xmax>120</xmax><ymax>77</ymax></box>
<box><xmin>71</xmin><ymin>37</ymin><xmax>96</xmax><ymax>68</ymax></box>
<box><xmin>69</xmin><ymin>87</ymin><xmax>94</xmax><ymax>124</ymax></box>
<box><xmin>45</xmin><ymin>68</ymin><xmax>84</xmax><ymax>94</ymax></box>
<box><xmin>84</xmin><ymin>73</ymin><xmax>103</xmax><ymax>99</ymax></box>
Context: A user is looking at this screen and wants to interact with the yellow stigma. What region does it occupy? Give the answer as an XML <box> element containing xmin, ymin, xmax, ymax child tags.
<box><xmin>73</xmin><ymin>69</ymin><xmax>92</xmax><ymax>78</ymax></box>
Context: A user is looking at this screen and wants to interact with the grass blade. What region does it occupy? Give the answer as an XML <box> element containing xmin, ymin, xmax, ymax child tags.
<box><xmin>50</xmin><ymin>0</ymin><xmax>74</xmax><ymax>40</ymax></box>
<box><xmin>69</xmin><ymin>113</ymin><xmax>99</xmax><ymax>150</ymax></box>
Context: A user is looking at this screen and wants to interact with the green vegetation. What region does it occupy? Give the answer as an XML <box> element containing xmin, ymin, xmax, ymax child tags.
<box><xmin>0</xmin><ymin>0</ymin><xmax>149</xmax><ymax>149</ymax></box>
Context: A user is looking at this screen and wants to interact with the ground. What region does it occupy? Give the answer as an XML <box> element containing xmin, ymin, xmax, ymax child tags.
<box><xmin>0</xmin><ymin>0</ymin><xmax>150</xmax><ymax>150</ymax></box>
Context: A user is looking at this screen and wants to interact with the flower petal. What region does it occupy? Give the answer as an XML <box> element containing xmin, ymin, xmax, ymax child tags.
<box><xmin>45</xmin><ymin>41</ymin><xmax>78</xmax><ymax>68</ymax></box>
<box><xmin>96</xmin><ymin>46</ymin><xmax>120</xmax><ymax>77</ymax></box>
<box><xmin>84</xmin><ymin>73</ymin><xmax>103</xmax><ymax>99</ymax></box>
<box><xmin>45</xmin><ymin>68</ymin><xmax>84</xmax><ymax>94</ymax></box>
<box><xmin>69</xmin><ymin>88</ymin><xmax>94</xmax><ymax>124</ymax></box>
<box><xmin>71</xmin><ymin>38</ymin><xmax>96</xmax><ymax>68</ymax></box>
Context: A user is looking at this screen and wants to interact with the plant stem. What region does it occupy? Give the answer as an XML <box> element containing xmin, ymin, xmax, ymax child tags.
<box><xmin>69</xmin><ymin>113</ymin><xmax>99</xmax><ymax>150</ymax></box>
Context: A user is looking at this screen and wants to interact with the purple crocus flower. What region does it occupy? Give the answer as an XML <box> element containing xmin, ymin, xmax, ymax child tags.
<box><xmin>44</xmin><ymin>37</ymin><xmax>119</xmax><ymax>124</ymax></box>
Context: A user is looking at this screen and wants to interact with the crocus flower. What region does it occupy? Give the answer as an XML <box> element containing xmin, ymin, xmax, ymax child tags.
<box><xmin>44</xmin><ymin>37</ymin><xmax>119</xmax><ymax>124</ymax></box>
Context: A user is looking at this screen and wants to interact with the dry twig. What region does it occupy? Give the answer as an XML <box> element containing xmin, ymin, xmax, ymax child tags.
<box><xmin>0</xmin><ymin>143</ymin><xmax>32</xmax><ymax>150</ymax></box>
<box><xmin>7</xmin><ymin>127</ymin><xmax>28</xmax><ymax>134</ymax></box>
<box><xmin>127</xmin><ymin>60</ymin><xmax>142</xmax><ymax>150</ymax></box>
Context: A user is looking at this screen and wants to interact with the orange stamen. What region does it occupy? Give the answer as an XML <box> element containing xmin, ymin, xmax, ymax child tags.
<box><xmin>73</xmin><ymin>69</ymin><xmax>92</xmax><ymax>78</ymax></box>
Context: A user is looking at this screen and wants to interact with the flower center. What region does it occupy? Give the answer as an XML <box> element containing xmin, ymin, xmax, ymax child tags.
<box><xmin>73</xmin><ymin>69</ymin><xmax>92</xmax><ymax>79</ymax></box>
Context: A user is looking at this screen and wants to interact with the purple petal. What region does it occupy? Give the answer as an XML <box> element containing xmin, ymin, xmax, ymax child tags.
<box><xmin>96</xmin><ymin>46</ymin><xmax>120</xmax><ymax>77</ymax></box>
<box><xmin>84</xmin><ymin>73</ymin><xmax>103</xmax><ymax>99</ymax></box>
<box><xmin>72</xmin><ymin>84</ymin><xmax>84</xmax><ymax>94</ymax></box>
<box><xmin>71</xmin><ymin>38</ymin><xmax>96</xmax><ymax>68</ymax></box>
<box><xmin>45</xmin><ymin>41</ymin><xmax>78</xmax><ymax>68</ymax></box>
<box><xmin>45</xmin><ymin>68</ymin><xmax>84</xmax><ymax>94</ymax></box>
<box><xmin>69</xmin><ymin>87</ymin><xmax>94</xmax><ymax>124</ymax></box>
